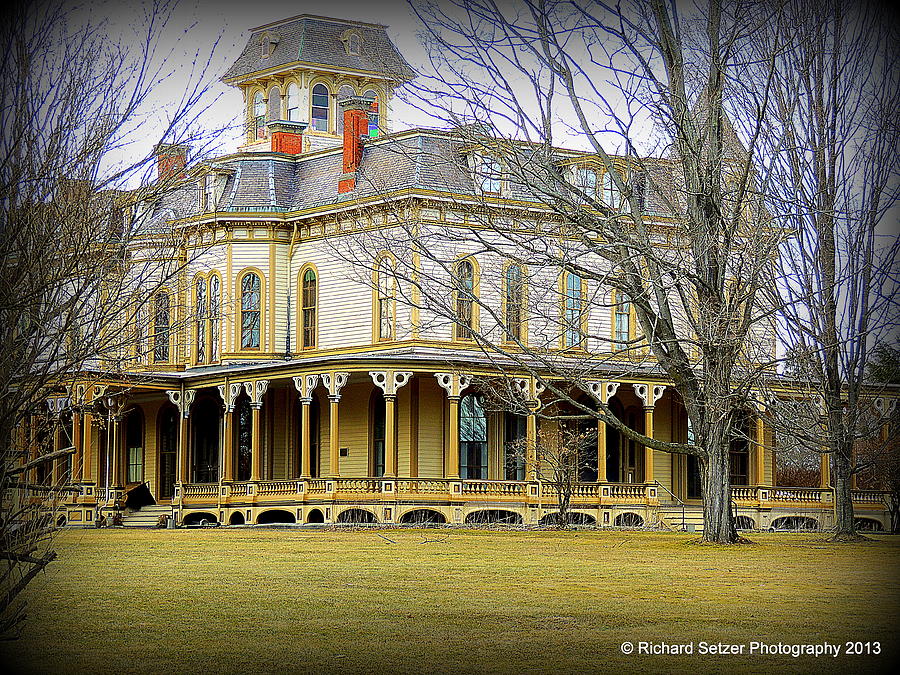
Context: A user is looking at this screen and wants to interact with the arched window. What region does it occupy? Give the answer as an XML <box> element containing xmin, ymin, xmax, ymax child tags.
<box><xmin>614</xmin><ymin>291</ymin><xmax>631</xmax><ymax>351</ymax></box>
<box><xmin>158</xmin><ymin>406</ymin><xmax>178</xmax><ymax>499</ymax></box>
<box><xmin>371</xmin><ymin>391</ymin><xmax>386</xmax><ymax>477</ymax></box>
<box><xmin>348</xmin><ymin>32</ymin><xmax>360</xmax><ymax>55</ymax></box>
<box><xmin>240</xmin><ymin>272</ymin><xmax>261</xmax><ymax>350</ymax></box>
<box><xmin>454</xmin><ymin>259</ymin><xmax>475</xmax><ymax>340</ymax></box>
<box><xmin>124</xmin><ymin>408</ymin><xmax>144</xmax><ymax>483</ymax></box>
<box><xmin>267</xmin><ymin>86</ymin><xmax>281</xmax><ymax>121</ymax></box>
<box><xmin>602</xmin><ymin>171</ymin><xmax>620</xmax><ymax>209</ymax></box>
<box><xmin>301</xmin><ymin>267</ymin><xmax>317</xmax><ymax>349</ymax></box>
<box><xmin>377</xmin><ymin>258</ymin><xmax>396</xmax><ymax>341</ymax></box>
<box><xmin>363</xmin><ymin>89</ymin><xmax>379</xmax><ymax>137</ymax></box>
<box><xmin>337</xmin><ymin>84</ymin><xmax>355</xmax><ymax>134</ymax></box>
<box><xmin>195</xmin><ymin>277</ymin><xmax>207</xmax><ymax>364</ymax></box>
<box><xmin>286</xmin><ymin>83</ymin><xmax>300</xmax><ymax>122</ymax></box>
<box><xmin>209</xmin><ymin>275</ymin><xmax>220</xmax><ymax>362</ymax></box>
<box><xmin>311</xmin><ymin>83</ymin><xmax>330</xmax><ymax>132</ymax></box>
<box><xmin>459</xmin><ymin>394</ymin><xmax>488</xmax><ymax>479</ymax></box>
<box><xmin>235</xmin><ymin>396</ymin><xmax>252</xmax><ymax>481</ymax></box>
<box><xmin>504</xmin><ymin>263</ymin><xmax>524</xmax><ymax>341</ymax></box>
<box><xmin>253</xmin><ymin>91</ymin><xmax>266</xmax><ymax>139</ymax></box>
<box><xmin>563</xmin><ymin>271</ymin><xmax>584</xmax><ymax>348</ymax></box>
<box><xmin>153</xmin><ymin>291</ymin><xmax>170</xmax><ymax>362</ymax></box>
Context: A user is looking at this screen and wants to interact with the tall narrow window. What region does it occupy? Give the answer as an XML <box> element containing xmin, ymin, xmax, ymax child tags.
<box><xmin>505</xmin><ymin>263</ymin><xmax>524</xmax><ymax>341</ymax></box>
<box><xmin>236</xmin><ymin>396</ymin><xmax>252</xmax><ymax>481</ymax></box>
<box><xmin>195</xmin><ymin>277</ymin><xmax>207</xmax><ymax>364</ymax></box>
<box><xmin>504</xmin><ymin>412</ymin><xmax>527</xmax><ymax>480</ymax></box>
<box><xmin>286</xmin><ymin>83</ymin><xmax>300</xmax><ymax>121</ymax></box>
<box><xmin>348</xmin><ymin>32</ymin><xmax>361</xmax><ymax>55</ymax></box>
<box><xmin>364</xmin><ymin>89</ymin><xmax>379</xmax><ymax>137</ymax></box>
<box><xmin>460</xmin><ymin>394</ymin><xmax>488</xmax><ymax>479</ymax></box>
<box><xmin>454</xmin><ymin>260</ymin><xmax>475</xmax><ymax>340</ymax></box>
<box><xmin>614</xmin><ymin>292</ymin><xmax>631</xmax><ymax>351</ymax></box>
<box><xmin>253</xmin><ymin>92</ymin><xmax>266</xmax><ymax>140</ymax></box>
<box><xmin>377</xmin><ymin>258</ymin><xmax>395</xmax><ymax>341</ymax></box>
<box><xmin>125</xmin><ymin>409</ymin><xmax>144</xmax><ymax>483</ymax></box>
<box><xmin>371</xmin><ymin>392</ymin><xmax>385</xmax><ymax>477</ymax></box>
<box><xmin>311</xmin><ymin>84</ymin><xmax>330</xmax><ymax>132</ymax></box>
<box><xmin>474</xmin><ymin>155</ymin><xmax>501</xmax><ymax>194</ymax></box>
<box><xmin>301</xmin><ymin>268</ymin><xmax>317</xmax><ymax>349</ymax></box>
<box><xmin>209</xmin><ymin>275</ymin><xmax>220</xmax><ymax>362</ymax></box>
<box><xmin>153</xmin><ymin>291</ymin><xmax>170</xmax><ymax>363</ymax></box>
<box><xmin>267</xmin><ymin>86</ymin><xmax>281</xmax><ymax>121</ymax></box>
<box><xmin>240</xmin><ymin>273</ymin><xmax>261</xmax><ymax>349</ymax></box>
<box><xmin>602</xmin><ymin>171</ymin><xmax>620</xmax><ymax>209</ymax></box>
<box><xmin>336</xmin><ymin>85</ymin><xmax>355</xmax><ymax>134</ymax></box>
<box><xmin>158</xmin><ymin>407</ymin><xmax>178</xmax><ymax>500</ymax></box>
<box><xmin>564</xmin><ymin>272</ymin><xmax>584</xmax><ymax>348</ymax></box>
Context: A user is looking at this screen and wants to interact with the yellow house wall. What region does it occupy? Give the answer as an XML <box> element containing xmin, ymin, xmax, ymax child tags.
<box><xmin>416</xmin><ymin>377</ymin><xmax>445</xmax><ymax>477</ymax></box>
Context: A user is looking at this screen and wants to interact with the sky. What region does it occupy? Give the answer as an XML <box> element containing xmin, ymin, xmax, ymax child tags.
<box><xmin>89</xmin><ymin>0</ymin><xmax>432</xmax><ymax>164</ymax></box>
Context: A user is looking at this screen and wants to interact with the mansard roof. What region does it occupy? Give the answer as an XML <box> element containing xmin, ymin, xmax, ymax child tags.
<box><xmin>222</xmin><ymin>14</ymin><xmax>415</xmax><ymax>83</ymax></box>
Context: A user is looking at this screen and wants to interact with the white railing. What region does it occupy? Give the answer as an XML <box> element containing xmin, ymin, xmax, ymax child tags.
<box><xmin>256</xmin><ymin>480</ymin><xmax>299</xmax><ymax>496</ymax></box>
<box><xmin>182</xmin><ymin>483</ymin><xmax>218</xmax><ymax>498</ymax></box>
<box><xmin>461</xmin><ymin>480</ymin><xmax>527</xmax><ymax>497</ymax></box>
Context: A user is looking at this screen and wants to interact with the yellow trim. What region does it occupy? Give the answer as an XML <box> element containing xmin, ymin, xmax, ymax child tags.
<box><xmin>235</xmin><ymin>267</ymin><xmax>267</xmax><ymax>352</ymax></box>
<box><xmin>453</xmin><ymin>255</ymin><xmax>480</xmax><ymax>342</ymax></box>
<box><xmin>372</xmin><ymin>252</ymin><xmax>398</xmax><ymax>343</ymax></box>
<box><xmin>501</xmin><ymin>260</ymin><xmax>528</xmax><ymax>345</ymax></box>
<box><xmin>611</xmin><ymin>288</ymin><xmax>637</xmax><ymax>354</ymax></box>
<box><xmin>298</xmin><ymin>262</ymin><xmax>319</xmax><ymax>350</ymax></box>
<box><xmin>309</xmin><ymin>79</ymin><xmax>333</xmax><ymax>134</ymax></box>
<box><xmin>558</xmin><ymin>270</ymin><xmax>587</xmax><ymax>350</ymax></box>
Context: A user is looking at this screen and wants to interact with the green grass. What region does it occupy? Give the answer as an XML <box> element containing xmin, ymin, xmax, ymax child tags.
<box><xmin>4</xmin><ymin>528</ymin><xmax>899</xmax><ymax>674</ymax></box>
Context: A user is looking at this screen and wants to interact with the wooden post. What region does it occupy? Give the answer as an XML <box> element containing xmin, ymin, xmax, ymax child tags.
<box><xmin>328</xmin><ymin>396</ymin><xmax>340</xmax><ymax>477</ymax></box>
<box><xmin>754</xmin><ymin>415</ymin><xmax>766</xmax><ymax>485</ymax></box>
<box><xmin>300</xmin><ymin>401</ymin><xmax>312</xmax><ymax>478</ymax></box>
<box><xmin>250</xmin><ymin>403</ymin><xmax>262</xmax><ymax>482</ymax></box>
<box><xmin>448</xmin><ymin>397</ymin><xmax>460</xmax><ymax>479</ymax></box>
<box><xmin>526</xmin><ymin>412</ymin><xmax>537</xmax><ymax>481</ymax></box>
<box><xmin>597</xmin><ymin>419</ymin><xmax>607</xmax><ymax>482</ymax></box>
<box><xmin>384</xmin><ymin>395</ymin><xmax>397</xmax><ymax>478</ymax></box>
<box><xmin>643</xmin><ymin>407</ymin><xmax>655</xmax><ymax>483</ymax></box>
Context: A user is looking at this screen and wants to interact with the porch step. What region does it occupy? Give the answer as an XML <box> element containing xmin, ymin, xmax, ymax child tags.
<box><xmin>122</xmin><ymin>504</ymin><xmax>171</xmax><ymax>528</ymax></box>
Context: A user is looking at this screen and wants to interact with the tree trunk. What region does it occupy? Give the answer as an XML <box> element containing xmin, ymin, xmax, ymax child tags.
<box><xmin>699</xmin><ymin>418</ymin><xmax>739</xmax><ymax>543</ymax></box>
<box><xmin>831</xmin><ymin>446</ymin><xmax>856</xmax><ymax>537</ymax></box>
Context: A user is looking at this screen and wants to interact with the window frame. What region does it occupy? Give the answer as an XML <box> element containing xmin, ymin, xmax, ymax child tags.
<box><xmin>251</xmin><ymin>90</ymin><xmax>266</xmax><ymax>140</ymax></box>
<box><xmin>560</xmin><ymin>270</ymin><xmax>586</xmax><ymax>349</ymax></box>
<box><xmin>286</xmin><ymin>82</ymin><xmax>300</xmax><ymax>122</ymax></box>
<box><xmin>299</xmin><ymin>264</ymin><xmax>318</xmax><ymax>350</ymax></box>
<box><xmin>152</xmin><ymin>289</ymin><xmax>171</xmax><ymax>363</ymax></box>
<box><xmin>237</xmin><ymin>269</ymin><xmax>264</xmax><ymax>351</ymax></box>
<box><xmin>374</xmin><ymin>255</ymin><xmax>397</xmax><ymax>342</ymax></box>
<box><xmin>310</xmin><ymin>83</ymin><xmax>331</xmax><ymax>133</ymax></box>
<box><xmin>453</xmin><ymin>258</ymin><xmax>478</xmax><ymax>341</ymax></box>
<box><xmin>459</xmin><ymin>393</ymin><xmax>488</xmax><ymax>480</ymax></box>
<box><xmin>502</xmin><ymin>261</ymin><xmax>526</xmax><ymax>344</ymax></box>
<box><xmin>472</xmin><ymin>153</ymin><xmax>502</xmax><ymax>195</ymax></box>
<box><xmin>611</xmin><ymin>288</ymin><xmax>636</xmax><ymax>353</ymax></box>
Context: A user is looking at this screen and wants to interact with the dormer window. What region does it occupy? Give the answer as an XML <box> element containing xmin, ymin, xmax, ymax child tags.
<box><xmin>473</xmin><ymin>154</ymin><xmax>501</xmax><ymax>195</ymax></box>
<box><xmin>575</xmin><ymin>167</ymin><xmax>597</xmax><ymax>202</ymax></box>
<box><xmin>260</xmin><ymin>32</ymin><xmax>279</xmax><ymax>59</ymax></box>
<box><xmin>341</xmin><ymin>29</ymin><xmax>362</xmax><ymax>55</ymax></box>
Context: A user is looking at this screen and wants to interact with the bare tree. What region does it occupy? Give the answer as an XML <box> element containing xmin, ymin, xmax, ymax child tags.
<box><xmin>751</xmin><ymin>0</ymin><xmax>900</xmax><ymax>539</ymax></box>
<box><xmin>0</xmin><ymin>0</ymin><xmax>225</xmax><ymax>637</ymax></box>
<box><xmin>335</xmin><ymin>0</ymin><xmax>809</xmax><ymax>543</ymax></box>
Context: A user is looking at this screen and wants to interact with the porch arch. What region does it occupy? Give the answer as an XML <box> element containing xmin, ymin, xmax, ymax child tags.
<box><xmin>464</xmin><ymin>509</ymin><xmax>522</xmax><ymax>525</ymax></box>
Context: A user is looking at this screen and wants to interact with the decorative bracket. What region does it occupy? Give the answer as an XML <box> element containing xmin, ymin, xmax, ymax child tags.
<box><xmin>633</xmin><ymin>383</ymin><xmax>665</xmax><ymax>408</ymax></box>
<box><xmin>292</xmin><ymin>374</ymin><xmax>320</xmax><ymax>404</ymax></box>
<box><xmin>874</xmin><ymin>397</ymin><xmax>898</xmax><ymax>418</ymax></box>
<box><xmin>166</xmin><ymin>390</ymin><xmax>196</xmax><ymax>418</ymax></box>
<box><xmin>321</xmin><ymin>372</ymin><xmax>350</xmax><ymax>401</ymax></box>
<box><xmin>216</xmin><ymin>382</ymin><xmax>244</xmax><ymax>413</ymax></box>
<box><xmin>243</xmin><ymin>380</ymin><xmax>269</xmax><ymax>409</ymax></box>
<box><xmin>585</xmin><ymin>380</ymin><xmax>620</xmax><ymax>404</ymax></box>
<box><xmin>46</xmin><ymin>397</ymin><xmax>70</xmax><ymax>417</ymax></box>
<box><xmin>370</xmin><ymin>371</ymin><xmax>413</xmax><ymax>398</ymax></box>
<box><xmin>434</xmin><ymin>372</ymin><xmax>472</xmax><ymax>399</ymax></box>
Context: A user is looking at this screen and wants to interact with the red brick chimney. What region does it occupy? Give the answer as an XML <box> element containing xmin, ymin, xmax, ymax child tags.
<box><xmin>338</xmin><ymin>96</ymin><xmax>374</xmax><ymax>193</ymax></box>
<box><xmin>154</xmin><ymin>143</ymin><xmax>189</xmax><ymax>181</ymax></box>
<box><xmin>267</xmin><ymin>120</ymin><xmax>308</xmax><ymax>154</ymax></box>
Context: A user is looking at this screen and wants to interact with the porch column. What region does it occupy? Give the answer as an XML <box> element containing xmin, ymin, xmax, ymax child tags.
<box><xmin>166</xmin><ymin>389</ymin><xmax>196</xmax><ymax>484</ymax></box>
<box><xmin>513</xmin><ymin>377</ymin><xmax>546</xmax><ymax>482</ymax></box>
<box><xmin>586</xmin><ymin>381</ymin><xmax>620</xmax><ymax>483</ymax></box>
<box><xmin>217</xmin><ymin>382</ymin><xmax>242</xmax><ymax>482</ymax></box>
<box><xmin>322</xmin><ymin>372</ymin><xmax>349</xmax><ymax>478</ymax></box>
<box><xmin>370</xmin><ymin>371</ymin><xmax>413</xmax><ymax>478</ymax></box>
<box><xmin>435</xmin><ymin>373</ymin><xmax>472</xmax><ymax>480</ymax></box>
<box><xmin>634</xmin><ymin>383</ymin><xmax>665</xmax><ymax>484</ymax></box>
<box><xmin>81</xmin><ymin>407</ymin><xmax>93</xmax><ymax>483</ymax></box>
<box><xmin>243</xmin><ymin>380</ymin><xmax>269</xmax><ymax>482</ymax></box>
<box><xmin>754</xmin><ymin>413</ymin><xmax>767</xmax><ymax>486</ymax></box>
<box><xmin>71</xmin><ymin>411</ymin><xmax>82</xmax><ymax>483</ymax></box>
<box><xmin>110</xmin><ymin>415</ymin><xmax>121</xmax><ymax>488</ymax></box>
<box><xmin>820</xmin><ymin>452</ymin><xmax>830</xmax><ymax>488</ymax></box>
<box><xmin>293</xmin><ymin>375</ymin><xmax>320</xmax><ymax>479</ymax></box>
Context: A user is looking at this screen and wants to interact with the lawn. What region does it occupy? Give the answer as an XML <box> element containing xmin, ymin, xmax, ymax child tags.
<box><xmin>4</xmin><ymin>528</ymin><xmax>898</xmax><ymax>674</ymax></box>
